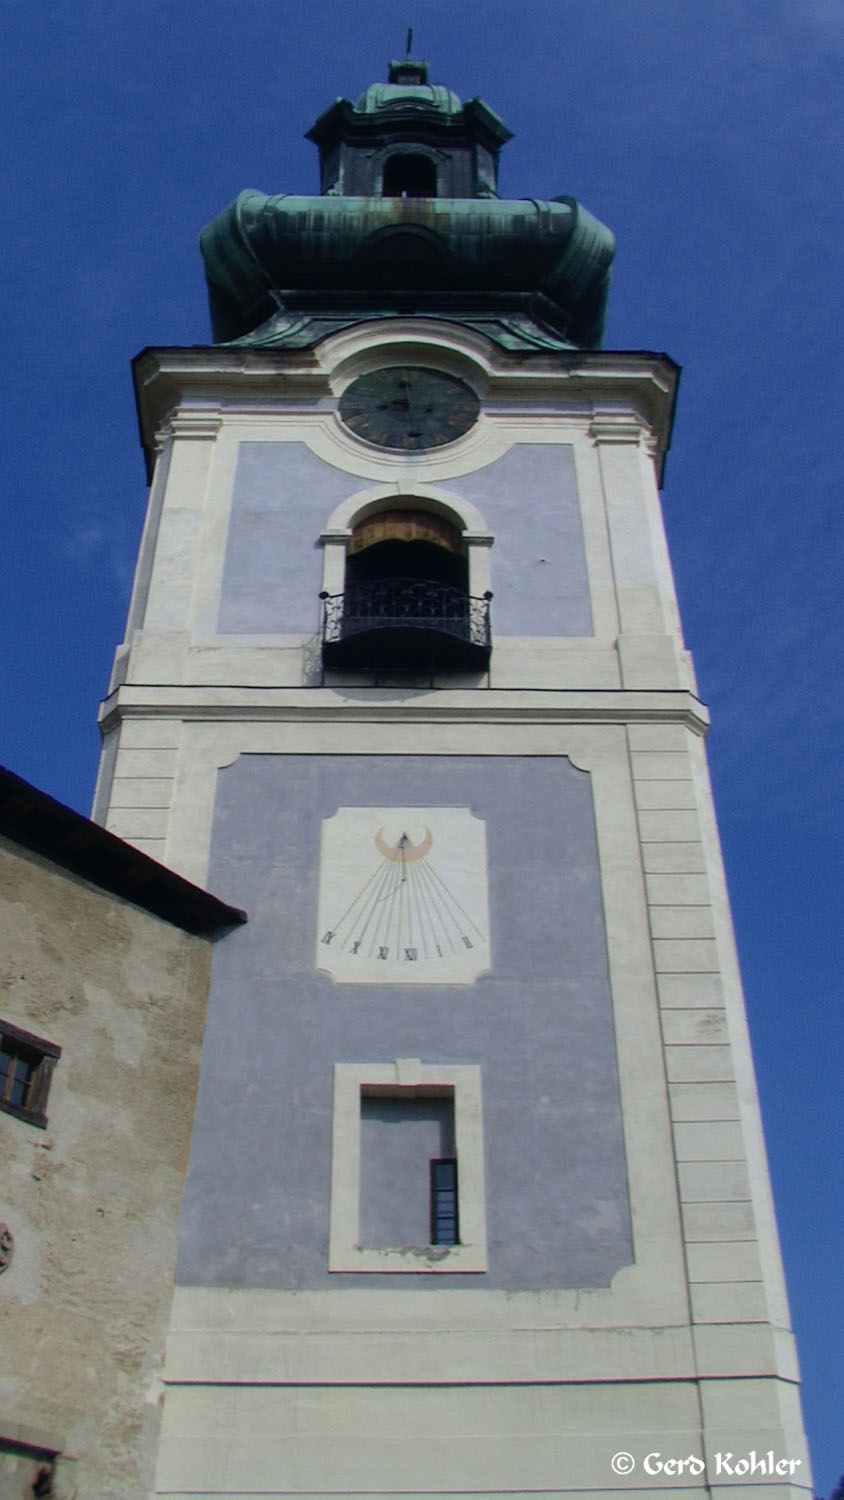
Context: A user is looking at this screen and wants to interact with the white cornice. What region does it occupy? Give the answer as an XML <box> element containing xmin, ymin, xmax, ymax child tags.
<box><xmin>589</xmin><ymin>414</ymin><xmax>647</xmax><ymax>445</ymax></box>
<box><xmin>154</xmin><ymin>409</ymin><xmax>223</xmax><ymax>446</ymax></box>
<box><xmin>132</xmin><ymin>341</ymin><xmax>679</xmax><ymax>483</ymax></box>
<box><xmin>98</xmin><ymin>685</ymin><xmax>709</xmax><ymax>737</ymax></box>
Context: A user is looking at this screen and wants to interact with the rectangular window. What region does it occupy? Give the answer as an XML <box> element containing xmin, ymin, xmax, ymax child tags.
<box><xmin>329</xmin><ymin>1059</ymin><xmax>486</xmax><ymax>1274</ymax></box>
<box><xmin>0</xmin><ymin>1021</ymin><xmax>60</xmax><ymax>1128</ymax></box>
<box><xmin>430</xmin><ymin>1157</ymin><xmax>459</xmax><ymax>1245</ymax></box>
<box><xmin>360</xmin><ymin>1092</ymin><xmax>456</xmax><ymax>1249</ymax></box>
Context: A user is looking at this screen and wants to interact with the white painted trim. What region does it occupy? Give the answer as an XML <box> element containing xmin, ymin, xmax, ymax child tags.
<box><xmin>316</xmin><ymin>321</ymin><xmax>499</xmax><ymax>386</ymax></box>
<box><xmin>329</xmin><ymin>1059</ymin><xmax>487</xmax><ymax>1274</ymax></box>
<box><xmin>320</xmin><ymin>481</ymin><xmax>491</xmax><ymax>539</ymax></box>
<box><xmin>317</xmin><ymin>482</ymin><xmax>494</xmax><ymax>607</ymax></box>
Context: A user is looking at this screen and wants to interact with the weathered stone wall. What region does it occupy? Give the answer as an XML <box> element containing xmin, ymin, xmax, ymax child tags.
<box><xmin>0</xmin><ymin>835</ymin><xmax>213</xmax><ymax>1499</ymax></box>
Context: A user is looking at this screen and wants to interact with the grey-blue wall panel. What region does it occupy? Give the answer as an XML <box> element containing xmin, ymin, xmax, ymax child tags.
<box><xmin>217</xmin><ymin>443</ymin><xmax>591</xmax><ymax>638</ymax></box>
<box><xmin>176</xmin><ymin>754</ymin><xmax>630</xmax><ymax>1290</ymax></box>
<box><xmin>457</xmin><ymin>444</ymin><xmax>592</xmax><ymax>637</ymax></box>
<box><xmin>218</xmin><ymin>443</ymin><xmax>361</xmax><ymax>634</ymax></box>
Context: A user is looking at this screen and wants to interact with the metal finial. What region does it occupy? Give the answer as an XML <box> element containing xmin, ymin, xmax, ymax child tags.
<box><xmin>406</xmin><ymin>26</ymin><xmax>413</xmax><ymax>58</ymax></box>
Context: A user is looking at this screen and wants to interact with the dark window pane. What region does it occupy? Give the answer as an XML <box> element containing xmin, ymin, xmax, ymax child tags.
<box><xmin>430</xmin><ymin>1158</ymin><xmax>459</xmax><ymax>1245</ymax></box>
<box><xmin>10</xmin><ymin>1072</ymin><xmax>28</xmax><ymax>1107</ymax></box>
<box><xmin>9</xmin><ymin>1055</ymin><xmax>33</xmax><ymax>1107</ymax></box>
<box><xmin>383</xmin><ymin>153</ymin><xmax>437</xmax><ymax>198</ymax></box>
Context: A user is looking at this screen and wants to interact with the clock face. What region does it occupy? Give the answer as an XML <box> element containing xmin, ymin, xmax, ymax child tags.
<box><xmin>338</xmin><ymin>367</ymin><xmax>480</xmax><ymax>451</ymax></box>
<box><xmin>316</xmin><ymin>807</ymin><xmax>490</xmax><ymax>985</ymax></box>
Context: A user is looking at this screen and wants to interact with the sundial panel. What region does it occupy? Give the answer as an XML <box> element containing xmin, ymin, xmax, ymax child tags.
<box><xmin>316</xmin><ymin>806</ymin><xmax>490</xmax><ymax>985</ymax></box>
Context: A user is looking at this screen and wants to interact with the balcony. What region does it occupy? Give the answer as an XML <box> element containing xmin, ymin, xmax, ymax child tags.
<box><xmin>320</xmin><ymin>578</ymin><xmax>492</xmax><ymax>674</ymax></box>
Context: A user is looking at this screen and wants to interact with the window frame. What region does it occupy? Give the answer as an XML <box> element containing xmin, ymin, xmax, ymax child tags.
<box><xmin>329</xmin><ymin>1058</ymin><xmax>486</xmax><ymax>1273</ymax></box>
<box><xmin>0</xmin><ymin>1020</ymin><xmax>61</xmax><ymax>1129</ymax></box>
<box><xmin>319</xmin><ymin>485</ymin><xmax>494</xmax><ymax>607</ymax></box>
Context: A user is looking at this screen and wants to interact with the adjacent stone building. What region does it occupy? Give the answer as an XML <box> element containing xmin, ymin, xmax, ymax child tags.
<box><xmin>0</xmin><ymin>767</ymin><xmax>243</xmax><ymax>1498</ymax></box>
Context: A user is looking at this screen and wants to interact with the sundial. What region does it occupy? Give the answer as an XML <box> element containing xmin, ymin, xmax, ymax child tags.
<box><xmin>315</xmin><ymin>807</ymin><xmax>490</xmax><ymax>985</ymax></box>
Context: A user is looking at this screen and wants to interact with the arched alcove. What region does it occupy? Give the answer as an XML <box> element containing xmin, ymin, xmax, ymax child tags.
<box><xmin>346</xmin><ymin>510</ymin><xmax>467</xmax><ymax>591</ymax></box>
<box><xmin>320</xmin><ymin>504</ymin><xmax>491</xmax><ymax>674</ymax></box>
<box><xmin>382</xmin><ymin>153</ymin><xmax>438</xmax><ymax>198</ymax></box>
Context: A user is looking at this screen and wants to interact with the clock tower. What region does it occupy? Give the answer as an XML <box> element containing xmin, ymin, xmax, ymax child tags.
<box><xmin>96</xmin><ymin>54</ymin><xmax>810</xmax><ymax>1499</ymax></box>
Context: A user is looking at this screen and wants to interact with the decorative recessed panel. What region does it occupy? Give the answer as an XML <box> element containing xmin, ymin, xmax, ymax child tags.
<box><xmin>316</xmin><ymin>807</ymin><xmax>490</xmax><ymax>984</ymax></box>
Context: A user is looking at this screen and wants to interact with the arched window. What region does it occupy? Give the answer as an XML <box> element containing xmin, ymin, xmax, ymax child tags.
<box><xmin>382</xmin><ymin>153</ymin><xmax>438</xmax><ymax>198</ymax></box>
<box><xmin>346</xmin><ymin>510</ymin><xmax>467</xmax><ymax>592</ymax></box>
<box><xmin>320</xmin><ymin>507</ymin><xmax>491</xmax><ymax>675</ymax></box>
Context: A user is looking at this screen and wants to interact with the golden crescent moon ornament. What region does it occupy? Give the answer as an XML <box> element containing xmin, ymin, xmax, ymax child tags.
<box><xmin>374</xmin><ymin>827</ymin><xmax>433</xmax><ymax>863</ymax></box>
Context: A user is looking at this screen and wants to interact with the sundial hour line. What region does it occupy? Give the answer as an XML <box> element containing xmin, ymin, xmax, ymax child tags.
<box><xmin>320</xmin><ymin>852</ymin><xmax>396</xmax><ymax>942</ymax></box>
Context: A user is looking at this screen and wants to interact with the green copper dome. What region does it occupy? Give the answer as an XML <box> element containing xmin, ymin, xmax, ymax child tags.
<box><xmin>200</xmin><ymin>59</ymin><xmax>615</xmax><ymax>353</ymax></box>
<box><xmin>357</xmin><ymin>59</ymin><xmax>463</xmax><ymax>117</ymax></box>
<box><xmin>357</xmin><ymin>80</ymin><xmax>463</xmax><ymax>115</ymax></box>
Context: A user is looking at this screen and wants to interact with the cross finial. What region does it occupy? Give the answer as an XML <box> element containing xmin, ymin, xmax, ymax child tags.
<box><xmin>387</xmin><ymin>34</ymin><xmax>428</xmax><ymax>87</ymax></box>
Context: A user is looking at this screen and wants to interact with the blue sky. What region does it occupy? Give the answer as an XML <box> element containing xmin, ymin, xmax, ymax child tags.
<box><xmin>2</xmin><ymin>1</ymin><xmax>842</xmax><ymax>1488</ymax></box>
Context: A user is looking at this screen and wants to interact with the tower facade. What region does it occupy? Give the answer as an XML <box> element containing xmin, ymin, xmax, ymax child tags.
<box><xmin>95</xmin><ymin>57</ymin><xmax>810</xmax><ymax>1498</ymax></box>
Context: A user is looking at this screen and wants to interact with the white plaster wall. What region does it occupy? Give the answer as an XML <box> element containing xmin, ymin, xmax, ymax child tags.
<box><xmin>92</xmin><ymin>326</ymin><xmax>809</xmax><ymax>1494</ymax></box>
<box><xmin>154</xmin><ymin>1375</ymin><xmax>809</xmax><ymax>1498</ymax></box>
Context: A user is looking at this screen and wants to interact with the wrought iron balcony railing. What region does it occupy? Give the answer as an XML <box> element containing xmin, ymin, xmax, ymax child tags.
<box><xmin>320</xmin><ymin>578</ymin><xmax>492</xmax><ymax>673</ymax></box>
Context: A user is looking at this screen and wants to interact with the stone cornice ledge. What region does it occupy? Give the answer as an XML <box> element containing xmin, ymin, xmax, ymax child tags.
<box><xmin>99</xmin><ymin>686</ymin><xmax>709</xmax><ymax>736</ymax></box>
<box><xmin>132</xmin><ymin>344</ymin><xmax>679</xmax><ymax>481</ymax></box>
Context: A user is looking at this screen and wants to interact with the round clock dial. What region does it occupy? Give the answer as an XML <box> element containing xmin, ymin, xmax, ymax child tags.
<box><xmin>339</xmin><ymin>367</ymin><xmax>480</xmax><ymax>451</ymax></box>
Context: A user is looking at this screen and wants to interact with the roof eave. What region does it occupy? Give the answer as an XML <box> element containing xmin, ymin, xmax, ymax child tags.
<box><xmin>0</xmin><ymin>766</ymin><xmax>246</xmax><ymax>937</ymax></box>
